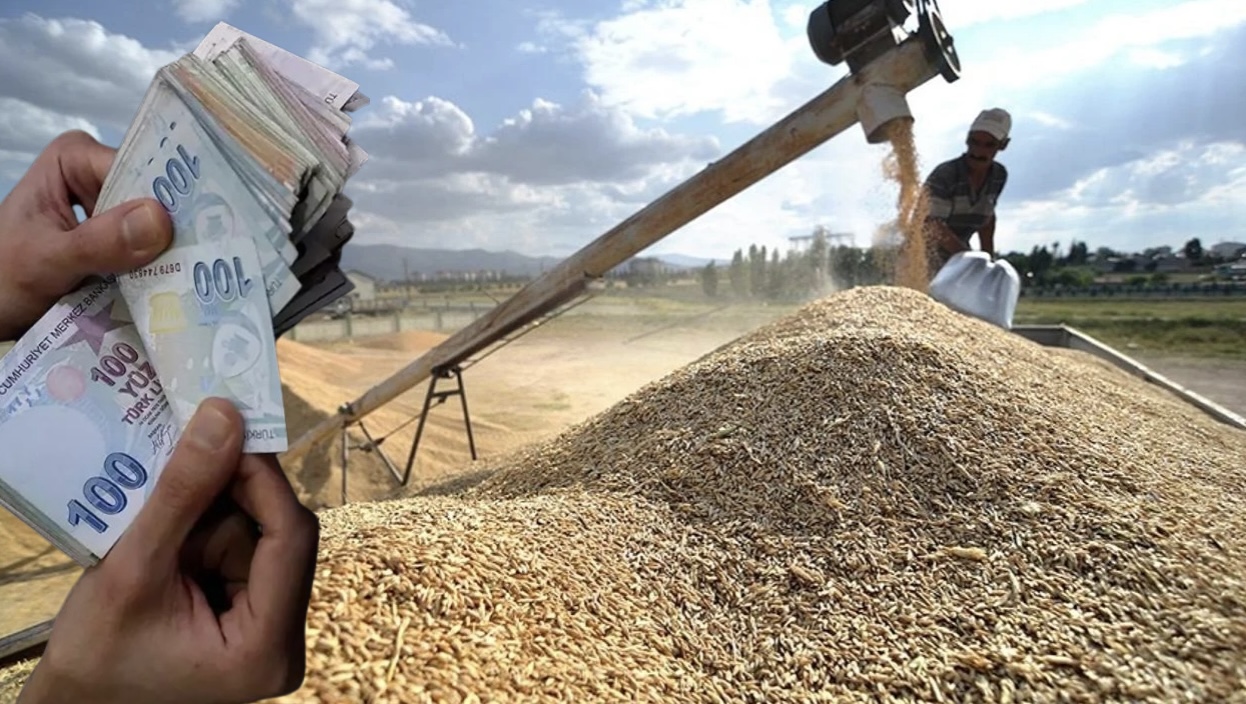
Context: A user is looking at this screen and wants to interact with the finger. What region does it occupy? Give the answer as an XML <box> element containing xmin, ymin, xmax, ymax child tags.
<box><xmin>117</xmin><ymin>398</ymin><xmax>244</xmax><ymax>567</ymax></box>
<box><xmin>181</xmin><ymin>508</ymin><xmax>258</xmax><ymax>614</ymax></box>
<box><xmin>181</xmin><ymin>496</ymin><xmax>259</xmax><ymax>583</ymax></box>
<box><xmin>44</xmin><ymin>130</ymin><xmax>117</xmax><ymax>215</ymax></box>
<box><xmin>229</xmin><ymin>454</ymin><xmax>319</xmax><ymax>640</ymax></box>
<box><xmin>47</xmin><ymin>199</ymin><xmax>173</xmax><ymax>287</ymax></box>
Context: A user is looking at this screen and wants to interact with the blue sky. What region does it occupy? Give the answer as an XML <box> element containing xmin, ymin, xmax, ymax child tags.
<box><xmin>2</xmin><ymin>0</ymin><xmax>1244</xmax><ymax>262</ymax></box>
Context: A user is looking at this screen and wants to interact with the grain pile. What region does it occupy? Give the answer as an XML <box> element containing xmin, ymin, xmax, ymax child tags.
<box><xmin>0</xmin><ymin>660</ymin><xmax>36</xmax><ymax>703</ymax></box>
<box><xmin>276</xmin><ymin>338</ymin><xmax>412</xmax><ymax>509</ymax></box>
<box><xmin>275</xmin><ymin>333</ymin><xmax>505</xmax><ymax>509</ymax></box>
<box><xmin>4</xmin><ymin>287</ymin><xmax>1242</xmax><ymax>703</ymax></box>
<box><xmin>258</xmin><ymin>285</ymin><xmax>1246</xmax><ymax>704</ymax></box>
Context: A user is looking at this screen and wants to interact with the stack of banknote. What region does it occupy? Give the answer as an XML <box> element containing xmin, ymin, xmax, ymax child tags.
<box><xmin>0</xmin><ymin>23</ymin><xmax>367</xmax><ymax>566</ymax></box>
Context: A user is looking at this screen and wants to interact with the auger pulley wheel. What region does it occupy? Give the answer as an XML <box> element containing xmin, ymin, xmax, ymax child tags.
<box><xmin>917</xmin><ymin>0</ymin><xmax>961</xmax><ymax>83</ymax></box>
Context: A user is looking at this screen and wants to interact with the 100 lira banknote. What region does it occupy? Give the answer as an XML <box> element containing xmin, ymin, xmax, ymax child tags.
<box><xmin>122</xmin><ymin>239</ymin><xmax>287</xmax><ymax>451</ymax></box>
<box><xmin>0</xmin><ymin>277</ymin><xmax>180</xmax><ymax>566</ymax></box>
<box><xmin>101</xmin><ymin>77</ymin><xmax>301</xmax><ymax>312</ymax></box>
<box><xmin>102</xmin><ymin>76</ymin><xmax>292</xmax><ymax>453</ymax></box>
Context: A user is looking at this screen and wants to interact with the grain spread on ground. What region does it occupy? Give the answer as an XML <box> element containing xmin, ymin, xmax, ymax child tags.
<box><xmin>5</xmin><ymin>286</ymin><xmax>1245</xmax><ymax>704</ymax></box>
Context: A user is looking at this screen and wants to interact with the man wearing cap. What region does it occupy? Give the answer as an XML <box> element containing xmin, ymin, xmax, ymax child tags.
<box><xmin>922</xmin><ymin>108</ymin><xmax>1011</xmax><ymax>268</ymax></box>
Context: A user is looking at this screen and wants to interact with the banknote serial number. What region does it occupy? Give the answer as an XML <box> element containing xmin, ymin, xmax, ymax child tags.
<box><xmin>90</xmin><ymin>341</ymin><xmax>166</xmax><ymax>424</ymax></box>
<box><xmin>151</xmin><ymin>143</ymin><xmax>200</xmax><ymax>215</ymax></box>
<box><xmin>66</xmin><ymin>452</ymin><xmax>148</xmax><ymax>535</ymax></box>
<box><xmin>127</xmin><ymin>262</ymin><xmax>183</xmax><ymax>280</ymax></box>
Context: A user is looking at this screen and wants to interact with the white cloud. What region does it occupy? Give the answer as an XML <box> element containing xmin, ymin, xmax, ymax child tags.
<box><xmin>472</xmin><ymin>93</ymin><xmax>719</xmax><ymax>185</ymax></box>
<box><xmin>3</xmin><ymin>2</ymin><xmax>1242</xmax><ymax>265</ymax></box>
<box><xmin>971</xmin><ymin>0</ymin><xmax>1246</xmax><ymax>88</ymax></box>
<box><xmin>550</xmin><ymin>0</ymin><xmax>801</xmax><ymax>124</ymax></box>
<box><xmin>284</xmin><ymin>0</ymin><xmax>456</xmax><ymax>69</ymax></box>
<box><xmin>351</xmin><ymin>172</ymin><xmax>559</xmax><ymax>223</ymax></box>
<box><xmin>173</xmin><ymin>0</ymin><xmax>242</xmax><ymax>23</ymax></box>
<box><xmin>1030</xmin><ymin>112</ymin><xmax>1072</xmax><ymax>130</ymax></box>
<box><xmin>0</xmin><ymin>98</ymin><xmax>101</xmax><ymax>155</ymax></box>
<box><xmin>1128</xmin><ymin>48</ymin><xmax>1187</xmax><ymax>69</ymax></box>
<box><xmin>352</xmin><ymin>91</ymin><xmax>719</xmax><ymax>186</ymax></box>
<box><xmin>936</xmin><ymin>0</ymin><xmax>1092</xmax><ymax>28</ymax></box>
<box><xmin>0</xmin><ymin>150</ymin><xmax>39</xmax><ymax>182</ymax></box>
<box><xmin>1002</xmin><ymin>141</ymin><xmax>1246</xmax><ymax>251</ymax></box>
<box><xmin>1078</xmin><ymin>142</ymin><xmax>1243</xmax><ymax>208</ymax></box>
<box><xmin>0</xmin><ymin>15</ymin><xmax>180</xmax><ymax>129</ymax></box>
<box><xmin>356</xmin><ymin>95</ymin><xmax>477</xmax><ymax>174</ymax></box>
<box><xmin>518</xmin><ymin>0</ymin><xmax>977</xmax><ymax>258</ymax></box>
<box><xmin>336</xmin><ymin>90</ymin><xmax>721</xmax><ymax>253</ymax></box>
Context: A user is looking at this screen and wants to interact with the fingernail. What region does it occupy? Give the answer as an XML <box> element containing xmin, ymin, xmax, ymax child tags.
<box><xmin>185</xmin><ymin>402</ymin><xmax>234</xmax><ymax>451</ymax></box>
<box><xmin>122</xmin><ymin>202</ymin><xmax>161</xmax><ymax>254</ymax></box>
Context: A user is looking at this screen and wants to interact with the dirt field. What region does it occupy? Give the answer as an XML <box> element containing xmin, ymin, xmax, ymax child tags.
<box><xmin>1131</xmin><ymin>354</ymin><xmax>1246</xmax><ymax>419</ymax></box>
<box><xmin>2</xmin><ymin>300</ymin><xmax>1242</xmax><ymax>650</ymax></box>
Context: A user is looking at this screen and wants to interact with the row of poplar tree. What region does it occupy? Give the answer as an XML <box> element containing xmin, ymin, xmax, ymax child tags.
<box><xmin>698</xmin><ymin>236</ymin><xmax>895</xmax><ymax>301</ymax></box>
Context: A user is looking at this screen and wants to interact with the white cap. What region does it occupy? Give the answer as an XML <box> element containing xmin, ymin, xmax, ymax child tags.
<box><xmin>970</xmin><ymin>108</ymin><xmax>1011</xmax><ymax>141</ymax></box>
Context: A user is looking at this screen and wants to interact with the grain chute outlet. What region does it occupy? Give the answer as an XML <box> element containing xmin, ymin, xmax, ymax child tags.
<box><xmin>806</xmin><ymin>0</ymin><xmax>960</xmax><ymax>143</ymax></box>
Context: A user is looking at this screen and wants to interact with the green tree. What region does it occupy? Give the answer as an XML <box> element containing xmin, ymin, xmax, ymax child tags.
<box><xmin>728</xmin><ymin>249</ymin><xmax>748</xmax><ymax>298</ymax></box>
<box><xmin>767</xmin><ymin>248</ymin><xmax>784</xmax><ymax>300</ymax></box>
<box><xmin>1066</xmin><ymin>240</ymin><xmax>1089</xmax><ymax>265</ymax></box>
<box><xmin>749</xmin><ymin>245</ymin><xmax>768</xmax><ymax>298</ymax></box>
<box><xmin>1183</xmin><ymin>237</ymin><xmax>1204</xmax><ymax>262</ymax></box>
<box><xmin>1029</xmin><ymin>245</ymin><xmax>1055</xmax><ymax>278</ymax></box>
<box><xmin>701</xmin><ymin>262</ymin><xmax>719</xmax><ymax>298</ymax></box>
<box><xmin>807</xmin><ymin>228</ymin><xmax>830</xmax><ymax>291</ymax></box>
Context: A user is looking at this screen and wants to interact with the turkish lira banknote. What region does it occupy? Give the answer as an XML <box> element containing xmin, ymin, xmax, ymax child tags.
<box><xmin>98</xmin><ymin>75</ymin><xmax>298</xmax><ymax>453</ymax></box>
<box><xmin>120</xmin><ymin>239</ymin><xmax>288</xmax><ymax>451</ymax></box>
<box><xmin>0</xmin><ymin>277</ymin><xmax>180</xmax><ymax>566</ymax></box>
<box><xmin>193</xmin><ymin>21</ymin><xmax>371</xmax><ymax>114</ymax></box>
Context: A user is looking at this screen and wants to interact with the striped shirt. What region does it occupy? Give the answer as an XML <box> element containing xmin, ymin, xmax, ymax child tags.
<box><xmin>924</xmin><ymin>155</ymin><xmax>1008</xmax><ymax>248</ymax></box>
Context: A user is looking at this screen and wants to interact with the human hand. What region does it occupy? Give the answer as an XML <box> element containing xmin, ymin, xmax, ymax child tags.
<box><xmin>0</xmin><ymin>130</ymin><xmax>173</xmax><ymax>341</ymax></box>
<box><xmin>17</xmin><ymin>399</ymin><xmax>320</xmax><ymax>704</ymax></box>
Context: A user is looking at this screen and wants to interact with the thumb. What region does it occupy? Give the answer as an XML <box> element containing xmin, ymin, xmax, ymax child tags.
<box><xmin>117</xmin><ymin>398</ymin><xmax>244</xmax><ymax>566</ymax></box>
<box><xmin>58</xmin><ymin>198</ymin><xmax>173</xmax><ymax>284</ymax></box>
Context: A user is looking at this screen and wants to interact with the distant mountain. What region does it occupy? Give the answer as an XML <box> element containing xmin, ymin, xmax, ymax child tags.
<box><xmin>340</xmin><ymin>244</ymin><xmax>719</xmax><ymax>282</ymax></box>
<box><xmin>654</xmin><ymin>253</ymin><xmax>720</xmax><ymax>269</ymax></box>
<box><xmin>340</xmin><ymin>244</ymin><xmax>563</xmax><ymax>281</ymax></box>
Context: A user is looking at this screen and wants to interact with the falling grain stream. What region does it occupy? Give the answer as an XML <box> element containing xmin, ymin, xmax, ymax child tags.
<box><xmin>883</xmin><ymin>119</ymin><xmax>933</xmax><ymax>292</ymax></box>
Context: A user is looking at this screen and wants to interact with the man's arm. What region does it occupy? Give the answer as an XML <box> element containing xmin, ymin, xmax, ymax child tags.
<box><xmin>925</xmin><ymin>218</ymin><xmax>969</xmax><ymax>256</ymax></box>
<box><xmin>978</xmin><ymin>214</ymin><xmax>996</xmax><ymax>257</ymax></box>
<box><xmin>923</xmin><ymin>163</ymin><xmax>969</xmax><ymax>256</ymax></box>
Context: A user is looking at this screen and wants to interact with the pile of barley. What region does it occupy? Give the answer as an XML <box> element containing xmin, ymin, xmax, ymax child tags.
<box><xmin>5</xmin><ymin>286</ymin><xmax>1243</xmax><ymax>703</ymax></box>
<box><xmin>268</xmin><ymin>286</ymin><xmax>1245</xmax><ymax>704</ymax></box>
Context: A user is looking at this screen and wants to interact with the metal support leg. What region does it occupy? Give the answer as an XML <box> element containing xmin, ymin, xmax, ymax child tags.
<box><xmin>403</xmin><ymin>372</ymin><xmax>440</xmax><ymax>485</ymax></box>
<box><xmin>454</xmin><ymin>367</ymin><xmax>478</xmax><ymax>461</ymax></box>
<box><xmin>340</xmin><ymin>423</ymin><xmax>349</xmax><ymax>506</ymax></box>
<box><xmin>358</xmin><ymin>420</ymin><xmax>404</xmax><ymax>485</ymax></box>
<box><xmin>403</xmin><ymin>365</ymin><xmax>477</xmax><ymax>483</ymax></box>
